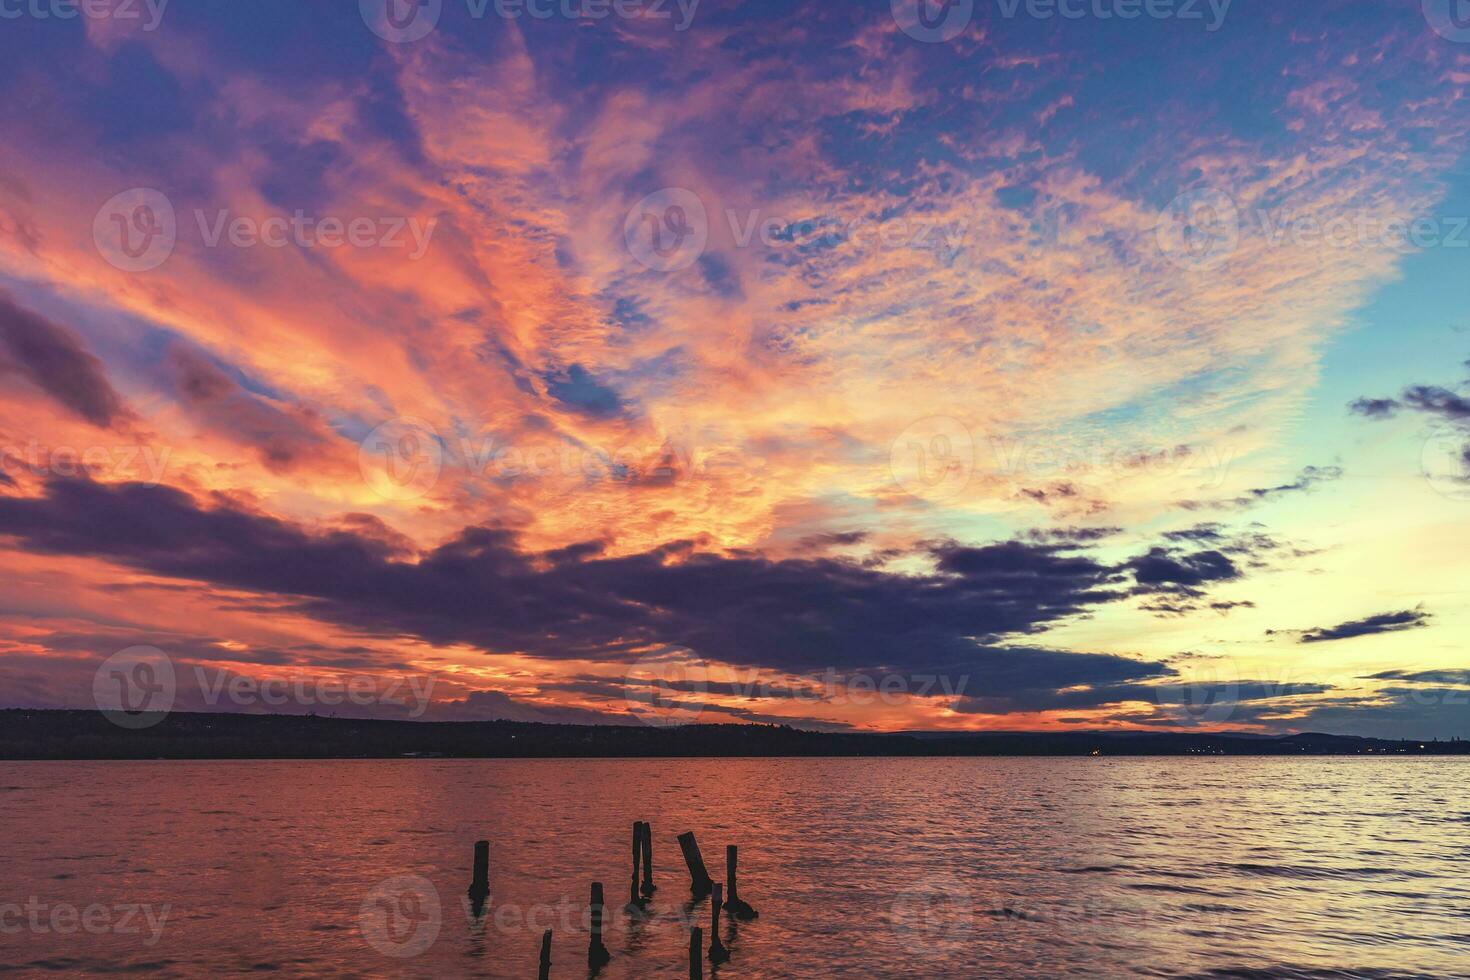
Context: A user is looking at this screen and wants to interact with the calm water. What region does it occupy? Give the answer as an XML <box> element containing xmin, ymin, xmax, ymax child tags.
<box><xmin>1</xmin><ymin>758</ymin><xmax>1468</xmax><ymax>978</ymax></box>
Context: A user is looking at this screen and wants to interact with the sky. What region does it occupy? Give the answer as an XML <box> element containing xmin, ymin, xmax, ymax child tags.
<box><xmin>1</xmin><ymin>0</ymin><xmax>1469</xmax><ymax>737</ymax></box>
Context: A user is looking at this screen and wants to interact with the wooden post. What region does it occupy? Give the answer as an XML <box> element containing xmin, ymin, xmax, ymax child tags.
<box><xmin>677</xmin><ymin>831</ymin><xmax>714</xmax><ymax>897</ymax></box>
<box><xmin>626</xmin><ymin>821</ymin><xmax>647</xmax><ymax>912</ymax></box>
<box><xmin>588</xmin><ymin>882</ymin><xmax>611</xmax><ymax>970</ymax></box>
<box><xmin>689</xmin><ymin>926</ymin><xmax>703</xmax><ymax>979</ymax></box>
<box><xmin>708</xmin><ymin>882</ymin><xmax>729</xmax><ymax>964</ymax></box>
<box><xmin>639</xmin><ymin>821</ymin><xmax>656</xmax><ymax>897</ymax></box>
<box><xmin>467</xmin><ymin>839</ymin><xmax>490</xmax><ymax>914</ymax></box>
<box><xmin>538</xmin><ymin>928</ymin><xmax>552</xmax><ymax>980</ymax></box>
<box><xmin>725</xmin><ymin>845</ymin><xmax>757</xmax><ymax>920</ymax></box>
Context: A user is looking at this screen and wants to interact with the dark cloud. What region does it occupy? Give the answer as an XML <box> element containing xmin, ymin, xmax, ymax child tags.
<box><xmin>796</xmin><ymin>530</ymin><xmax>869</xmax><ymax>552</ymax></box>
<box><xmin>1178</xmin><ymin>465</ymin><xmax>1343</xmax><ymax>512</ymax></box>
<box><xmin>1362</xmin><ymin>668</ymin><xmax>1470</xmax><ymax>684</ymax></box>
<box><xmin>1286</xmin><ymin>607</ymin><xmax>1431</xmax><ymax>644</ymax></box>
<box><xmin>0</xmin><ymin>292</ymin><xmax>129</xmax><ymax>428</ymax></box>
<box><xmin>542</xmin><ymin>363</ymin><xmax>627</xmax><ymax>419</ymax></box>
<box><xmin>1018</xmin><ymin>481</ymin><xmax>1109</xmax><ymax>515</ymax></box>
<box><xmin>1348</xmin><ymin>397</ymin><xmax>1399</xmax><ymax>419</ymax></box>
<box><xmin>953</xmin><ymin>676</ymin><xmax>1328</xmax><ymax>716</ymax></box>
<box><xmin>0</xmin><ymin>477</ymin><xmax>1189</xmax><ymax>709</ymax></box>
<box><xmin>1401</xmin><ymin>385</ymin><xmax>1470</xmax><ymax>421</ymax></box>
<box><xmin>1351</xmin><ymin>373</ymin><xmax>1470</xmax><ymax>488</ymax></box>
<box><xmin>1021</xmin><ymin>526</ymin><xmax>1123</xmax><ymax>545</ymax></box>
<box><xmin>425</xmin><ymin>690</ymin><xmax>638</xmax><ymax>726</ymax></box>
<box><xmin>1263</xmin><ymin>695</ymin><xmax>1470</xmax><ymax>741</ymax></box>
<box><xmin>1130</xmin><ymin>546</ymin><xmax>1239</xmax><ymax>593</ymax></box>
<box><xmin>163</xmin><ymin>344</ymin><xmax>333</xmax><ymax>473</ymax></box>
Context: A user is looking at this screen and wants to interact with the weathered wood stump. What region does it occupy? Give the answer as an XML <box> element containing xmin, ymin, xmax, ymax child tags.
<box><xmin>626</xmin><ymin>820</ymin><xmax>649</xmax><ymax>912</ymax></box>
<box><xmin>588</xmin><ymin>881</ymin><xmax>611</xmax><ymax>970</ymax></box>
<box><xmin>639</xmin><ymin>821</ymin><xmax>656</xmax><ymax>898</ymax></box>
<box><xmin>708</xmin><ymin>882</ymin><xmax>730</xmax><ymax>964</ymax></box>
<box><xmin>677</xmin><ymin>831</ymin><xmax>714</xmax><ymax>897</ymax></box>
<box><xmin>467</xmin><ymin>839</ymin><xmax>490</xmax><ymax>915</ymax></box>
<box><xmin>538</xmin><ymin>928</ymin><xmax>552</xmax><ymax>980</ymax></box>
<box><xmin>724</xmin><ymin>845</ymin><xmax>757</xmax><ymax>920</ymax></box>
<box><xmin>689</xmin><ymin>925</ymin><xmax>703</xmax><ymax>979</ymax></box>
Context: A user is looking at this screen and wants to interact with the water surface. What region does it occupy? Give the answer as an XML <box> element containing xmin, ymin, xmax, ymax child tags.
<box><xmin>2</xmin><ymin>758</ymin><xmax>1467</xmax><ymax>977</ymax></box>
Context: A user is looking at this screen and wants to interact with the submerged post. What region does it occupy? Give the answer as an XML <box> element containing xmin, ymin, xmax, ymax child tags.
<box><xmin>626</xmin><ymin>821</ymin><xmax>647</xmax><ymax>912</ymax></box>
<box><xmin>468</xmin><ymin>839</ymin><xmax>490</xmax><ymax>913</ymax></box>
<box><xmin>677</xmin><ymin>831</ymin><xmax>714</xmax><ymax>897</ymax></box>
<box><xmin>588</xmin><ymin>882</ymin><xmax>611</xmax><ymax>970</ymax></box>
<box><xmin>538</xmin><ymin>929</ymin><xmax>553</xmax><ymax>980</ymax></box>
<box><xmin>725</xmin><ymin>845</ymin><xmax>757</xmax><ymax>920</ymax></box>
<box><xmin>689</xmin><ymin>926</ymin><xmax>703</xmax><ymax>979</ymax></box>
<box><xmin>708</xmin><ymin>882</ymin><xmax>729</xmax><ymax>964</ymax></box>
<box><xmin>640</xmin><ymin>821</ymin><xmax>656</xmax><ymax>898</ymax></box>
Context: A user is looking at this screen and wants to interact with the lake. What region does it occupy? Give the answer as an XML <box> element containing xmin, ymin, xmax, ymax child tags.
<box><xmin>1</xmin><ymin>758</ymin><xmax>1467</xmax><ymax>977</ymax></box>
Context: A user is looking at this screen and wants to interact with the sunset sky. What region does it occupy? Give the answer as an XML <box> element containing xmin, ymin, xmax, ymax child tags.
<box><xmin>2</xmin><ymin>0</ymin><xmax>1469</xmax><ymax>736</ymax></box>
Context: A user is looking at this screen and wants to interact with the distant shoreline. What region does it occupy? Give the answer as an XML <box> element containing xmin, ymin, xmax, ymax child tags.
<box><xmin>2</xmin><ymin>710</ymin><xmax>1467</xmax><ymax>761</ymax></box>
